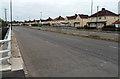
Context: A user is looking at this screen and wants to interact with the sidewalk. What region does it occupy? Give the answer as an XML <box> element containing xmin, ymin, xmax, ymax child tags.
<box><xmin>11</xmin><ymin>31</ymin><xmax>24</xmax><ymax>71</ymax></box>
<box><xmin>1</xmin><ymin>31</ymin><xmax>25</xmax><ymax>78</ymax></box>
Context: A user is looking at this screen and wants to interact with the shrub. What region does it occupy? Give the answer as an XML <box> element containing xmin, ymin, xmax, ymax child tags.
<box><xmin>102</xmin><ymin>25</ymin><xmax>117</xmax><ymax>31</ymax></box>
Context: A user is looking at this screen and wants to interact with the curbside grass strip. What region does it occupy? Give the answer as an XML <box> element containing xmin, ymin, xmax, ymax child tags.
<box><xmin>20</xmin><ymin>26</ymin><xmax>119</xmax><ymax>42</ymax></box>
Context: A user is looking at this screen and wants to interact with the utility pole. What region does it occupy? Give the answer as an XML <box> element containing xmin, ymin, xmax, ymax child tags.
<box><xmin>118</xmin><ymin>1</ymin><xmax>120</xmax><ymax>21</ymax></box>
<box><xmin>17</xmin><ymin>16</ymin><xmax>18</xmax><ymax>21</ymax></box>
<box><xmin>91</xmin><ymin>0</ymin><xmax>93</xmax><ymax>15</ymax></box>
<box><xmin>40</xmin><ymin>12</ymin><xmax>42</xmax><ymax>24</ymax></box>
<box><xmin>40</xmin><ymin>12</ymin><xmax>42</xmax><ymax>20</ymax></box>
<box><xmin>28</xmin><ymin>17</ymin><xmax>31</xmax><ymax>26</ymax></box>
<box><xmin>17</xmin><ymin>16</ymin><xmax>19</xmax><ymax>25</ymax></box>
<box><xmin>96</xmin><ymin>6</ymin><xmax>99</xmax><ymax>29</ymax></box>
<box><xmin>10</xmin><ymin>0</ymin><xmax>12</xmax><ymax>29</ymax></box>
<box><xmin>4</xmin><ymin>8</ymin><xmax>7</xmax><ymax>21</ymax></box>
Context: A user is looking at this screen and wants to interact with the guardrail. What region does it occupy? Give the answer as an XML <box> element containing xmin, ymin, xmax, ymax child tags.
<box><xmin>0</xmin><ymin>26</ymin><xmax>11</xmax><ymax>71</ymax></box>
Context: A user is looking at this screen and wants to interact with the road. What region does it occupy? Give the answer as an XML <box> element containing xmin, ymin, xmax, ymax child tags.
<box><xmin>40</xmin><ymin>26</ymin><xmax>119</xmax><ymax>39</ymax></box>
<box><xmin>13</xmin><ymin>27</ymin><xmax>118</xmax><ymax>77</ymax></box>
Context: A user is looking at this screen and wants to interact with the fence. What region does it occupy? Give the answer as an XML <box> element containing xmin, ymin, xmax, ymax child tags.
<box><xmin>0</xmin><ymin>26</ymin><xmax>11</xmax><ymax>71</ymax></box>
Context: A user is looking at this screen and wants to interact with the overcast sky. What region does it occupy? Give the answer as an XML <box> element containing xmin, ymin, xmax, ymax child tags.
<box><xmin>0</xmin><ymin>0</ymin><xmax>119</xmax><ymax>21</ymax></box>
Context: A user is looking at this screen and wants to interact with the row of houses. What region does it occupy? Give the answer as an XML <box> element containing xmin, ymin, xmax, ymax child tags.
<box><xmin>11</xmin><ymin>8</ymin><xmax>120</xmax><ymax>28</ymax></box>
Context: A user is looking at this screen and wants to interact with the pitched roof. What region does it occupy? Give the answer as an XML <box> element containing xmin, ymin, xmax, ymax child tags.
<box><xmin>54</xmin><ymin>16</ymin><xmax>65</xmax><ymax>20</ymax></box>
<box><xmin>66</xmin><ymin>14</ymin><xmax>78</xmax><ymax>20</ymax></box>
<box><xmin>41</xmin><ymin>17</ymin><xmax>53</xmax><ymax>22</ymax></box>
<box><xmin>89</xmin><ymin>8</ymin><xmax>118</xmax><ymax>17</ymax></box>
<box><xmin>78</xmin><ymin>14</ymin><xmax>89</xmax><ymax>18</ymax></box>
<box><xmin>46</xmin><ymin>17</ymin><xmax>53</xmax><ymax>21</ymax></box>
<box><xmin>113</xmin><ymin>21</ymin><xmax>120</xmax><ymax>24</ymax></box>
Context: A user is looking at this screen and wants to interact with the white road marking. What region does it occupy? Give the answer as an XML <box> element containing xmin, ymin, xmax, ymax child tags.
<box><xmin>114</xmin><ymin>34</ymin><xmax>118</xmax><ymax>36</ymax></box>
<box><xmin>109</xmin><ymin>46</ymin><xmax>118</xmax><ymax>49</ymax></box>
<box><xmin>85</xmin><ymin>49</ymin><xmax>89</xmax><ymax>50</ymax></box>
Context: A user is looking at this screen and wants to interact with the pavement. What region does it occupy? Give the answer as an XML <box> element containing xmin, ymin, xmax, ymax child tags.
<box><xmin>13</xmin><ymin>26</ymin><xmax>118</xmax><ymax>77</ymax></box>
<box><xmin>0</xmin><ymin>31</ymin><xmax>25</xmax><ymax>78</ymax></box>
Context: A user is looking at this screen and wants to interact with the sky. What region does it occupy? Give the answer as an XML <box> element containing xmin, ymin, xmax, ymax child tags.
<box><xmin>0</xmin><ymin>0</ymin><xmax>119</xmax><ymax>21</ymax></box>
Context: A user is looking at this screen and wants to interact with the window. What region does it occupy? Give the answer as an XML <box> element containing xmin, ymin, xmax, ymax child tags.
<box><xmin>104</xmin><ymin>17</ymin><xmax>106</xmax><ymax>19</ymax></box>
<box><xmin>98</xmin><ymin>17</ymin><xmax>102</xmax><ymax>19</ymax></box>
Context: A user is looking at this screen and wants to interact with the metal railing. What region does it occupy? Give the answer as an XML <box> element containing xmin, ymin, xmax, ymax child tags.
<box><xmin>0</xmin><ymin>26</ymin><xmax>11</xmax><ymax>71</ymax></box>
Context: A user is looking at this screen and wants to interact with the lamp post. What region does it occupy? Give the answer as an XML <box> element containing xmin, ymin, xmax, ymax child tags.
<box><xmin>40</xmin><ymin>12</ymin><xmax>42</xmax><ymax>20</ymax></box>
<box><xmin>96</xmin><ymin>6</ymin><xmax>99</xmax><ymax>29</ymax></box>
<box><xmin>10</xmin><ymin>0</ymin><xmax>12</xmax><ymax>29</ymax></box>
<box><xmin>91</xmin><ymin>0</ymin><xmax>93</xmax><ymax>15</ymax></box>
<box><xmin>4</xmin><ymin>8</ymin><xmax>7</xmax><ymax>21</ymax></box>
<box><xmin>40</xmin><ymin>12</ymin><xmax>42</xmax><ymax>25</ymax></box>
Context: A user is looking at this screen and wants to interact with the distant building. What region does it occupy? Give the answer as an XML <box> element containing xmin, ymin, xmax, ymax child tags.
<box><xmin>41</xmin><ymin>17</ymin><xmax>53</xmax><ymax>26</ymax></box>
<box><xmin>66</xmin><ymin>14</ymin><xmax>78</xmax><ymax>27</ymax></box>
<box><xmin>66</xmin><ymin>14</ymin><xmax>88</xmax><ymax>27</ymax></box>
<box><xmin>88</xmin><ymin>8</ymin><xmax>119</xmax><ymax>28</ymax></box>
<box><xmin>113</xmin><ymin>20</ymin><xmax>120</xmax><ymax>27</ymax></box>
<box><xmin>53</xmin><ymin>16</ymin><xmax>66</xmax><ymax>26</ymax></box>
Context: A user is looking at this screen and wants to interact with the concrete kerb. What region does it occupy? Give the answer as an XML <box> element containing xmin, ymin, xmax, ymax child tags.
<box><xmin>11</xmin><ymin>31</ymin><xmax>28</xmax><ymax>77</ymax></box>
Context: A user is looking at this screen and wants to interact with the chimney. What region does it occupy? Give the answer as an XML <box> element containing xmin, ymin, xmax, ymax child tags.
<box><xmin>102</xmin><ymin>8</ymin><xmax>105</xmax><ymax>11</ymax></box>
<box><xmin>75</xmin><ymin>14</ymin><xmax>77</xmax><ymax>16</ymax></box>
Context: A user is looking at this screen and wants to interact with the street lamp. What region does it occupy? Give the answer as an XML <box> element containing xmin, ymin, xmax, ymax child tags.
<box><xmin>10</xmin><ymin>0</ymin><xmax>12</xmax><ymax>29</ymax></box>
<box><xmin>40</xmin><ymin>12</ymin><xmax>42</xmax><ymax>20</ymax></box>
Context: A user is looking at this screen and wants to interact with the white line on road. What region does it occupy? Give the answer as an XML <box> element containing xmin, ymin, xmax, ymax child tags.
<box><xmin>109</xmin><ymin>46</ymin><xmax>118</xmax><ymax>49</ymax></box>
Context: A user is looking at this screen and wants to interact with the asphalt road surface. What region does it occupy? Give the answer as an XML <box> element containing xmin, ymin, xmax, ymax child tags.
<box><xmin>13</xmin><ymin>27</ymin><xmax>118</xmax><ymax>77</ymax></box>
<box><xmin>40</xmin><ymin>26</ymin><xmax>119</xmax><ymax>39</ymax></box>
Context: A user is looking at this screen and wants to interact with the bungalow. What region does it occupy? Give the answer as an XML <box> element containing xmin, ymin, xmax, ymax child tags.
<box><xmin>88</xmin><ymin>8</ymin><xmax>119</xmax><ymax>28</ymax></box>
<box><xmin>53</xmin><ymin>16</ymin><xmax>66</xmax><ymax>26</ymax></box>
<box><xmin>66</xmin><ymin>14</ymin><xmax>88</xmax><ymax>27</ymax></box>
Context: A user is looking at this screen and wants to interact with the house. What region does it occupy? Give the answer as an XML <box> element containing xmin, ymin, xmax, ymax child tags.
<box><xmin>78</xmin><ymin>14</ymin><xmax>88</xmax><ymax>27</ymax></box>
<box><xmin>53</xmin><ymin>16</ymin><xmax>66</xmax><ymax>26</ymax></box>
<box><xmin>41</xmin><ymin>17</ymin><xmax>53</xmax><ymax>26</ymax></box>
<box><xmin>23</xmin><ymin>20</ymin><xmax>40</xmax><ymax>26</ymax></box>
<box><xmin>66</xmin><ymin>14</ymin><xmax>88</xmax><ymax>27</ymax></box>
<box><xmin>88</xmin><ymin>8</ymin><xmax>119</xmax><ymax>28</ymax></box>
<box><xmin>113</xmin><ymin>20</ymin><xmax>120</xmax><ymax>27</ymax></box>
<box><xmin>66</xmin><ymin>14</ymin><xmax>78</xmax><ymax>27</ymax></box>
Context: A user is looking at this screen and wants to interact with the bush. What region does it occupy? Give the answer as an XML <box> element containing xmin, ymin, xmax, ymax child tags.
<box><xmin>31</xmin><ymin>24</ymin><xmax>38</xmax><ymax>26</ymax></box>
<box><xmin>31</xmin><ymin>24</ymin><xmax>43</xmax><ymax>27</ymax></box>
<box><xmin>76</xmin><ymin>27</ymin><xmax>84</xmax><ymax>29</ymax></box>
<box><xmin>102</xmin><ymin>25</ymin><xmax>117</xmax><ymax>31</ymax></box>
<box><xmin>43</xmin><ymin>23</ymin><xmax>51</xmax><ymax>26</ymax></box>
<box><xmin>22</xmin><ymin>24</ymin><xmax>29</xmax><ymax>26</ymax></box>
